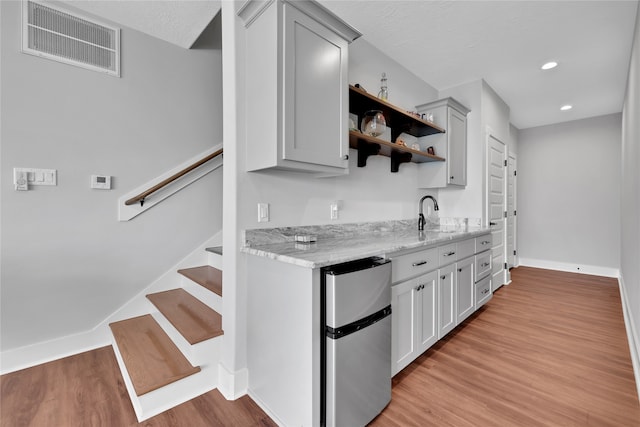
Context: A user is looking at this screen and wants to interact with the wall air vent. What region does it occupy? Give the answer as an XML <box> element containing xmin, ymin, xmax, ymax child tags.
<box><xmin>22</xmin><ymin>1</ymin><xmax>120</xmax><ymax>77</ymax></box>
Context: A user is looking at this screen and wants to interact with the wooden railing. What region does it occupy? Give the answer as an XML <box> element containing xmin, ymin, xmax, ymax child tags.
<box><xmin>125</xmin><ymin>148</ymin><xmax>223</xmax><ymax>207</ymax></box>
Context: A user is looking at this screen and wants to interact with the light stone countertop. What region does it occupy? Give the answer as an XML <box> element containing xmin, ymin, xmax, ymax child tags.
<box><xmin>241</xmin><ymin>219</ymin><xmax>492</xmax><ymax>269</ymax></box>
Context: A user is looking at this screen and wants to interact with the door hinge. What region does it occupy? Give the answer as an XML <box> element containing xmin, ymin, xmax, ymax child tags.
<box><xmin>514</xmin><ymin>210</ymin><xmax>517</xmax><ymax>216</ymax></box>
<box><xmin>504</xmin><ymin>262</ymin><xmax>508</xmax><ymax>269</ymax></box>
<box><xmin>504</xmin><ymin>211</ymin><xmax>507</xmax><ymax>218</ymax></box>
<box><xmin>514</xmin><ymin>170</ymin><xmax>517</xmax><ymax>176</ymax></box>
<box><xmin>513</xmin><ymin>250</ymin><xmax>517</xmax><ymax>256</ymax></box>
<box><xmin>504</xmin><ymin>160</ymin><xmax>507</xmax><ymax>167</ymax></box>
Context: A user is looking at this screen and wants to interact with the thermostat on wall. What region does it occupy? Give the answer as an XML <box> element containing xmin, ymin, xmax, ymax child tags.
<box><xmin>91</xmin><ymin>175</ymin><xmax>112</xmax><ymax>190</ymax></box>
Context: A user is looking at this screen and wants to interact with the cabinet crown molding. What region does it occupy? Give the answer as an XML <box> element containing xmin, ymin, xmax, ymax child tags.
<box><xmin>416</xmin><ymin>97</ymin><xmax>471</xmax><ymax>116</ymax></box>
<box><xmin>238</xmin><ymin>0</ymin><xmax>362</xmax><ymax>42</ymax></box>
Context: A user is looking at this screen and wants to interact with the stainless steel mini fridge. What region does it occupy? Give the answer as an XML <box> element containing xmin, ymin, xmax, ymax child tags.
<box><xmin>321</xmin><ymin>257</ymin><xmax>392</xmax><ymax>427</ymax></box>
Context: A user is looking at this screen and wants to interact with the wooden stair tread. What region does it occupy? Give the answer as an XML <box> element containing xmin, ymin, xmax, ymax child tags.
<box><xmin>109</xmin><ymin>315</ymin><xmax>201</xmax><ymax>396</ymax></box>
<box><xmin>206</xmin><ymin>246</ymin><xmax>223</xmax><ymax>255</ymax></box>
<box><xmin>178</xmin><ymin>266</ymin><xmax>222</xmax><ymax>297</ymax></box>
<box><xmin>147</xmin><ymin>289</ymin><xmax>223</xmax><ymax>345</ymax></box>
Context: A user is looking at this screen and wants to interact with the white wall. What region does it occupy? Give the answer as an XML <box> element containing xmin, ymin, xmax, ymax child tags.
<box><xmin>517</xmin><ymin>114</ymin><xmax>621</xmax><ymax>276</ymax></box>
<box><xmin>620</xmin><ymin>2</ymin><xmax>640</xmax><ymax>397</ymax></box>
<box><xmin>0</xmin><ymin>2</ymin><xmax>223</xmax><ymax>352</ymax></box>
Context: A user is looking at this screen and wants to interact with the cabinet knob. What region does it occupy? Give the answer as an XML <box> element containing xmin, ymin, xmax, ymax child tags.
<box><xmin>441</xmin><ymin>275</ymin><xmax>446</xmax><ymax>280</ymax></box>
<box><xmin>450</xmin><ymin>176</ymin><xmax>455</xmax><ymax>180</ymax></box>
<box><xmin>458</xmin><ymin>268</ymin><xmax>462</xmax><ymax>272</ymax></box>
<box><xmin>342</xmin><ymin>154</ymin><xmax>349</xmax><ymax>160</ymax></box>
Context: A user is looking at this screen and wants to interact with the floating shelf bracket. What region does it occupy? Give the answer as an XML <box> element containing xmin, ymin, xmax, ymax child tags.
<box><xmin>356</xmin><ymin>139</ymin><xmax>381</xmax><ymax>167</ymax></box>
<box><xmin>390</xmin><ymin>150</ymin><xmax>413</xmax><ymax>172</ymax></box>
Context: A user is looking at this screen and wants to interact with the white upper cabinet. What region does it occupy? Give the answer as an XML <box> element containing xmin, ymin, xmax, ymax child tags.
<box><xmin>238</xmin><ymin>0</ymin><xmax>361</xmax><ymax>175</ymax></box>
<box><xmin>416</xmin><ymin>98</ymin><xmax>470</xmax><ymax>187</ymax></box>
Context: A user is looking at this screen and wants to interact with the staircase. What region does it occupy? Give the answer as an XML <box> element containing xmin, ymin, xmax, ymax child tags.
<box><xmin>109</xmin><ymin>246</ymin><xmax>224</xmax><ymax>421</ymax></box>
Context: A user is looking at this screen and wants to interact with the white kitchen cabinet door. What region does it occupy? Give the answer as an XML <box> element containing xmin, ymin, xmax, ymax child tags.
<box><xmin>447</xmin><ymin>107</ymin><xmax>467</xmax><ymax>186</ymax></box>
<box><xmin>241</xmin><ymin>0</ymin><xmax>359</xmax><ymax>175</ymax></box>
<box><xmin>416</xmin><ymin>271</ymin><xmax>438</xmax><ymax>353</ymax></box>
<box><xmin>438</xmin><ymin>263</ymin><xmax>457</xmax><ymax>339</ymax></box>
<box><xmin>456</xmin><ymin>256</ymin><xmax>475</xmax><ymax>325</ymax></box>
<box><xmin>391</xmin><ymin>278</ymin><xmax>418</xmax><ymax>376</ymax></box>
<box><xmin>417</xmin><ymin>98</ymin><xmax>470</xmax><ymax>188</ymax></box>
<box><xmin>282</xmin><ymin>4</ymin><xmax>348</xmax><ymax>169</ymax></box>
<box><xmin>391</xmin><ymin>271</ymin><xmax>438</xmax><ymax>376</ymax></box>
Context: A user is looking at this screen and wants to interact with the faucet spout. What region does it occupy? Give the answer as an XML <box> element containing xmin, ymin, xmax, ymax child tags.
<box><xmin>418</xmin><ymin>195</ymin><xmax>439</xmax><ymax>231</ymax></box>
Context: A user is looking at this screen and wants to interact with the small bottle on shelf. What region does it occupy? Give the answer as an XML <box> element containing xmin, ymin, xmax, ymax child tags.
<box><xmin>378</xmin><ymin>72</ymin><xmax>388</xmax><ymax>100</ymax></box>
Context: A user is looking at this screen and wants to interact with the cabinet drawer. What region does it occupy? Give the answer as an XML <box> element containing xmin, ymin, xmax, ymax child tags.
<box><xmin>456</xmin><ymin>238</ymin><xmax>475</xmax><ymax>260</ymax></box>
<box><xmin>475</xmin><ymin>234</ymin><xmax>493</xmax><ymax>253</ymax></box>
<box><xmin>475</xmin><ymin>252</ymin><xmax>492</xmax><ymax>282</ymax></box>
<box><xmin>438</xmin><ymin>243</ymin><xmax>457</xmax><ymax>267</ymax></box>
<box><xmin>475</xmin><ymin>275</ymin><xmax>492</xmax><ymax>309</ymax></box>
<box><xmin>391</xmin><ymin>248</ymin><xmax>438</xmax><ymax>283</ymax></box>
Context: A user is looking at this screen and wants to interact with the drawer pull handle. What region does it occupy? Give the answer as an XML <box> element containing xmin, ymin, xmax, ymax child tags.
<box><xmin>481</xmin><ymin>262</ymin><xmax>490</xmax><ymax>267</ymax></box>
<box><xmin>481</xmin><ymin>241</ymin><xmax>491</xmax><ymax>245</ymax></box>
<box><xmin>443</xmin><ymin>251</ymin><xmax>456</xmax><ymax>257</ymax></box>
<box><xmin>412</xmin><ymin>261</ymin><xmax>428</xmax><ymax>267</ymax></box>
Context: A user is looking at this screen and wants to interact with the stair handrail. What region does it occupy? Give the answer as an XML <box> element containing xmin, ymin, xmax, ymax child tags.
<box><xmin>125</xmin><ymin>148</ymin><xmax>223</xmax><ymax>207</ymax></box>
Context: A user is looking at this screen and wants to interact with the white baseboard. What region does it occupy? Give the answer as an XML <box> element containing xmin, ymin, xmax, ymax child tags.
<box><xmin>619</xmin><ymin>275</ymin><xmax>640</xmax><ymax>401</ymax></box>
<box><xmin>518</xmin><ymin>258</ymin><xmax>619</xmax><ymax>278</ymax></box>
<box><xmin>0</xmin><ymin>232</ymin><xmax>222</xmax><ymax>375</ymax></box>
<box><xmin>0</xmin><ymin>328</ymin><xmax>111</xmax><ymax>375</ymax></box>
<box><xmin>248</xmin><ymin>388</ymin><xmax>285</xmax><ymax>427</ymax></box>
<box><xmin>217</xmin><ymin>362</ymin><xmax>249</xmax><ymax>400</ymax></box>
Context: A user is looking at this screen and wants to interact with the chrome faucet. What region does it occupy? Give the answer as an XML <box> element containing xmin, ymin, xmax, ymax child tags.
<box><xmin>418</xmin><ymin>195</ymin><xmax>439</xmax><ymax>231</ymax></box>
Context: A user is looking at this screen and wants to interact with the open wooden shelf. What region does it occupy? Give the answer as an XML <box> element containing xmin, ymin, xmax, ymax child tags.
<box><xmin>349</xmin><ymin>85</ymin><xmax>445</xmax><ymax>139</ymax></box>
<box><xmin>349</xmin><ymin>131</ymin><xmax>445</xmax><ymax>172</ymax></box>
<box><xmin>349</xmin><ymin>85</ymin><xmax>446</xmax><ymax>172</ymax></box>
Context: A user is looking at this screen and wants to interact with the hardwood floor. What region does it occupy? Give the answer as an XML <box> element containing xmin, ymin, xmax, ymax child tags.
<box><xmin>0</xmin><ymin>346</ymin><xmax>275</xmax><ymax>427</ymax></box>
<box><xmin>1</xmin><ymin>267</ymin><xmax>638</xmax><ymax>426</ymax></box>
<box><xmin>371</xmin><ymin>267</ymin><xmax>640</xmax><ymax>426</ymax></box>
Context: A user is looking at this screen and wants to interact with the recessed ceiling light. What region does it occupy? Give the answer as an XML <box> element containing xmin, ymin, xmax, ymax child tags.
<box><xmin>560</xmin><ymin>105</ymin><xmax>573</xmax><ymax>111</ymax></box>
<box><xmin>541</xmin><ymin>61</ymin><xmax>558</xmax><ymax>70</ymax></box>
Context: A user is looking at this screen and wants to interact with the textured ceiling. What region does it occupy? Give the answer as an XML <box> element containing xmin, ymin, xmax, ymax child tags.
<box><xmin>320</xmin><ymin>0</ymin><xmax>638</xmax><ymax>129</ymax></box>
<box><xmin>64</xmin><ymin>0</ymin><xmax>221</xmax><ymax>49</ymax></box>
<box><xmin>63</xmin><ymin>0</ymin><xmax>638</xmax><ymax>130</ymax></box>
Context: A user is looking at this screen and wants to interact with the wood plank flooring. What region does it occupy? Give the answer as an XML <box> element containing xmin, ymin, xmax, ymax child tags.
<box><xmin>370</xmin><ymin>267</ymin><xmax>640</xmax><ymax>426</ymax></box>
<box><xmin>1</xmin><ymin>267</ymin><xmax>638</xmax><ymax>426</ymax></box>
<box><xmin>0</xmin><ymin>346</ymin><xmax>275</xmax><ymax>427</ymax></box>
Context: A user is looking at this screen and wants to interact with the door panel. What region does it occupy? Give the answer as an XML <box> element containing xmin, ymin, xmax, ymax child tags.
<box><xmin>487</xmin><ymin>134</ymin><xmax>506</xmax><ymax>291</ymax></box>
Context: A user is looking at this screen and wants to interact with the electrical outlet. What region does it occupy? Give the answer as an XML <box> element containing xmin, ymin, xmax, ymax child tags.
<box><xmin>258</xmin><ymin>203</ymin><xmax>270</xmax><ymax>222</ymax></box>
<box><xmin>330</xmin><ymin>203</ymin><xmax>339</xmax><ymax>220</ymax></box>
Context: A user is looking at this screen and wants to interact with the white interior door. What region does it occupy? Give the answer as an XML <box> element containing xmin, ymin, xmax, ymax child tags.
<box><xmin>507</xmin><ymin>153</ymin><xmax>517</xmax><ymax>269</ymax></box>
<box><xmin>487</xmin><ymin>133</ymin><xmax>506</xmax><ymax>291</ymax></box>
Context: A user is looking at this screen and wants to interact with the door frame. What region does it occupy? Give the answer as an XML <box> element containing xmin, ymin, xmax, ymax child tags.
<box><xmin>507</xmin><ymin>152</ymin><xmax>518</xmax><ymax>270</ymax></box>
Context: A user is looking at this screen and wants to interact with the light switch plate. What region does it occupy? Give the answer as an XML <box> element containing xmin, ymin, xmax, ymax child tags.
<box><xmin>258</xmin><ymin>203</ymin><xmax>270</xmax><ymax>222</ymax></box>
<box><xmin>14</xmin><ymin>168</ymin><xmax>56</xmax><ymax>186</ymax></box>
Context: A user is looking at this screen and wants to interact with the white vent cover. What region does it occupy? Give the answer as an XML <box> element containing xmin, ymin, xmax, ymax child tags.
<box><xmin>22</xmin><ymin>1</ymin><xmax>120</xmax><ymax>77</ymax></box>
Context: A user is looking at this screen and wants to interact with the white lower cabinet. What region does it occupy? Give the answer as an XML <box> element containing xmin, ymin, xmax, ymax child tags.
<box><xmin>456</xmin><ymin>256</ymin><xmax>475</xmax><ymax>324</ymax></box>
<box><xmin>389</xmin><ymin>232</ymin><xmax>492</xmax><ymax>376</ymax></box>
<box><xmin>391</xmin><ymin>271</ymin><xmax>438</xmax><ymax>376</ymax></box>
<box><xmin>437</xmin><ymin>263</ymin><xmax>457</xmax><ymax>339</ymax></box>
